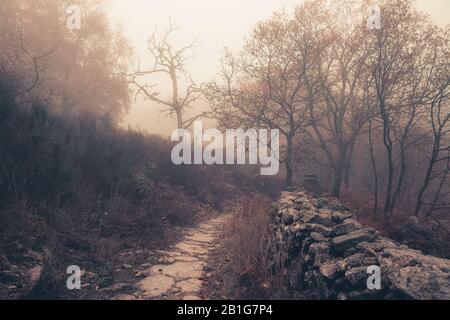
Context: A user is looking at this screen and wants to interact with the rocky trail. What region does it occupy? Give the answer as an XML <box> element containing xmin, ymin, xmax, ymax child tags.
<box><xmin>114</xmin><ymin>214</ymin><xmax>230</xmax><ymax>300</ymax></box>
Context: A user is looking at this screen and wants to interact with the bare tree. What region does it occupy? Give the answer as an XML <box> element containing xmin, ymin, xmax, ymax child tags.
<box><xmin>130</xmin><ymin>22</ymin><xmax>206</xmax><ymax>129</ymax></box>
<box><xmin>303</xmin><ymin>0</ymin><xmax>378</xmax><ymax>197</ymax></box>
<box><xmin>13</xmin><ymin>27</ymin><xmax>59</xmax><ymax>100</ymax></box>
<box><xmin>205</xmin><ymin>11</ymin><xmax>313</xmax><ymax>187</ymax></box>
<box><xmin>367</xmin><ymin>0</ymin><xmax>434</xmax><ymax>217</ymax></box>
<box><xmin>414</xmin><ymin>40</ymin><xmax>450</xmax><ymax>217</ymax></box>
<box><xmin>368</xmin><ymin>120</ymin><xmax>380</xmax><ymax>217</ymax></box>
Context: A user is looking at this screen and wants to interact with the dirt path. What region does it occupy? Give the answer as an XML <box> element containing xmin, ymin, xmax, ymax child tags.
<box><xmin>116</xmin><ymin>214</ymin><xmax>230</xmax><ymax>300</ymax></box>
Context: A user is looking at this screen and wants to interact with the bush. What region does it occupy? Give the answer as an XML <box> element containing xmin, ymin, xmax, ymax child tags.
<box><xmin>0</xmin><ymin>91</ymin><xmax>224</xmax><ymax>298</ymax></box>
<box><xmin>209</xmin><ymin>195</ymin><xmax>290</xmax><ymax>299</ymax></box>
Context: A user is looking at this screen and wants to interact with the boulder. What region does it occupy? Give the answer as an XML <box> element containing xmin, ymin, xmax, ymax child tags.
<box><xmin>331</xmin><ymin>211</ymin><xmax>354</xmax><ymax>223</ymax></box>
<box><xmin>344</xmin><ymin>267</ymin><xmax>368</xmax><ymax>288</ymax></box>
<box><xmin>304</xmin><ymin>211</ymin><xmax>333</xmax><ymax>227</ymax></box>
<box><xmin>300</xmin><ymin>224</ymin><xmax>332</xmax><ymax>236</ymax></box>
<box><xmin>332</xmin><ymin>230</ymin><xmax>376</xmax><ymax>253</ymax></box>
<box><xmin>344</xmin><ymin>253</ymin><xmax>366</xmax><ymax>269</ymax></box>
<box><xmin>29</xmin><ymin>265</ymin><xmax>43</xmax><ymax>284</ymax></box>
<box><xmin>378</xmin><ymin>248</ymin><xmax>450</xmax><ymax>300</ymax></box>
<box><xmin>319</xmin><ymin>260</ymin><xmax>346</xmax><ymax>280</ymax></box>
<box><xmin>332</xmin><ymin>219</ymin><xmax>362</xmax><ymax>236</ymax></box>
<box><xmin>310</xmin><ymin>232</ymin><xmax>328</xmax><ymax>242</ymax></box>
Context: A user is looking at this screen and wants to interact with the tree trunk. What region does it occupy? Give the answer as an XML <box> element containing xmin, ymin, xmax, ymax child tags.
<box><xmin>380</xmin><ymin>108</ymin><xmax>394</xmax><ymax>218</ymax></box>
<box><xmin>343</xmin><ymin>141</ymin><xmax>355</xmax><ymax>188</ymax></box>
<box><xmin>368</xmin><ymin>122</ymin><xmax>379</xmax><ymax>219</ymax></box>
<box><xmin>332</xmin><ymin>170</ymin><xmax>343</xmax><ymax>197</ymax></box>
<box><xmin>176</xmin><ymin>108</ymin><xmax>183</xmax><ymax>129</ymax></box>
<box><xmin>332</xmin><ymin>154</ymin><xmax>346</xmax><ymax>198</ymax></box>
<box><xmin>383</xmin><ymin>145</ymin><xmax>394</xmax><ymax>217</ymax></box>
<box><xmin>285</xmin><ymin>136</ymin><xmax>294</xmax><ymax>188</ymax></box>
<box><xmin>415</xmin><ymin>138</ymin><xmax>440</xmax><ymax>216</ymax></box>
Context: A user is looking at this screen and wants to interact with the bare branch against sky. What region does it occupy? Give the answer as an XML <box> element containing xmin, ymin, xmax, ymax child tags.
<box><xmin>106</xmin><ymin>0</ymin><xmax>450</xmax><ymax>135</ymax></box>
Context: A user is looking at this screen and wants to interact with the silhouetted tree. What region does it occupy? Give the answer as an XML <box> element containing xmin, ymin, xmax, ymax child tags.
<box><xmin>129</xmin><ymin>21</ymin><xmax>206</xmax><ymax>129</ymax></box>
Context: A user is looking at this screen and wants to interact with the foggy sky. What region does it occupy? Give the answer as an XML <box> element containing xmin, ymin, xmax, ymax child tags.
<box><xmin>107</xmin><ymin>0</ymin><xmax>450</xmax><ymax>136</ymax></box>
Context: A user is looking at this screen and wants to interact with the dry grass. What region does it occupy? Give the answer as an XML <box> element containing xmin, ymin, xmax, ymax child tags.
<box><xmin>210</xmin><ymin>195</ymin><xmax>290</xmax><ymax>300</ymax></box>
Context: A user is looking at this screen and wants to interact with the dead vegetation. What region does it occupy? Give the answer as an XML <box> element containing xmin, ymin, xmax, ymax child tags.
<box><xmin>204</xmin><ymin>195</ymin><xmax>294</xmax><ymax>300</ymax></box>
<box><xmin>1</xmin><ymin>0</ymin><xmax>449</xmax><ymax>300</ymax></box>
<box><xmin>0</xmin><ymin>87</ymin><xmax>278</xmax><ymax>299</ymax></box>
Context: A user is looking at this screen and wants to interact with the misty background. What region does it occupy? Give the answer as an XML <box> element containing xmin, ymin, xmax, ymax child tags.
<box><xmin>107</xmin><ymin>0</ymin><xmax>450</xmax><ymax>136</ymax></box>
<box><xmin>1</xmin><ymin>0</ymin><xmax>450</xmax><ymax>301</ymax></box>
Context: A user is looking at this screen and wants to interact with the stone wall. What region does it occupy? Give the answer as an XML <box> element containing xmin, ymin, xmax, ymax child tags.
<box><xmin>270</xmin><ymin>191</ymin><xmax>450</xmax><ymax>300</ymax></box>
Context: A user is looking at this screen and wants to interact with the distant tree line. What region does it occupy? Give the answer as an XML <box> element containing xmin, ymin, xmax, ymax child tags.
<box><xmin>205</xmin><ymin>0</ymin><xmax>450</xmax><ymax>221</ymax></box>
<box><xmin>0</xmin><ymin>0</ymin><xmax>131</xmax><ymax>122</ymax></box>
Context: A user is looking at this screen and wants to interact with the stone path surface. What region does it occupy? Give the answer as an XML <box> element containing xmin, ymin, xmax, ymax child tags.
<box><xmin>120</xmin><ymin>214</ymin><xmax>230</xmax><ymax>300</ymax></box>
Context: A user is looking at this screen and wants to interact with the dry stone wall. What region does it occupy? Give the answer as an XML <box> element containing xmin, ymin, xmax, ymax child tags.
<box><xmin>270</xmin><ymin>191</ymin><xmax>450</xmax><ymax>300</ymax></box>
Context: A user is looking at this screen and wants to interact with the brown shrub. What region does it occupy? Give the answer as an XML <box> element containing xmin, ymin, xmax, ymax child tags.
<box><xmin>214</xmin><ymin>195</ymin><xmax>290</xmax><ymax>299</ymax></box>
